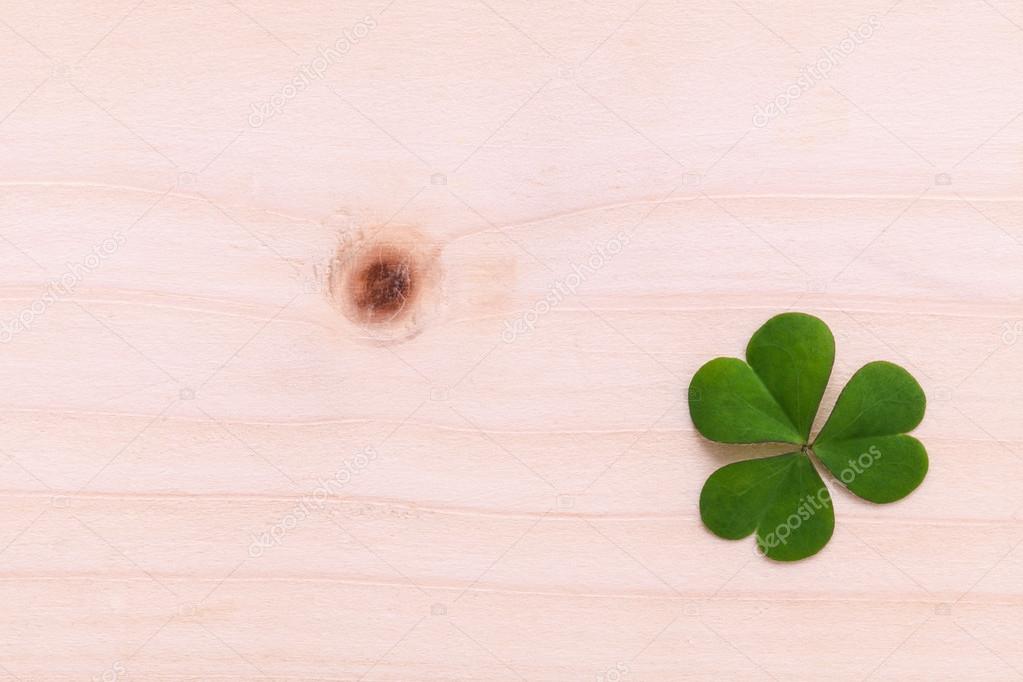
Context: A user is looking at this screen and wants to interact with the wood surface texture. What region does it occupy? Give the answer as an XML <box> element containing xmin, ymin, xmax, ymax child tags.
<box><xmin>2</xmin><ymin>1</ymin><xmax>1023</xmax><ymax>680</ymax></box>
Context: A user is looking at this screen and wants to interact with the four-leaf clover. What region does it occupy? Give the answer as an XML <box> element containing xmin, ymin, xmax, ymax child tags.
<box><xmin>689</xmin><ymin>312</ymin><xmax>928</xmax><ymax>561</ymax></box>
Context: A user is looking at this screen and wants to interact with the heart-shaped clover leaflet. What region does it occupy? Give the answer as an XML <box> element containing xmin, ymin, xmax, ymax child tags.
<box><xmin>689</xmin><ymin>312</ymin><xmax>928</xmax><ymax>561</ymax></box>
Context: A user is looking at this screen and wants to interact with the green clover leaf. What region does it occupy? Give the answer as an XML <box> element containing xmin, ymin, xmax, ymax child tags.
<box><xmin>689</xmin><ymin>312</ymin><xmax>928</xmax><ymax>561</ymax></box>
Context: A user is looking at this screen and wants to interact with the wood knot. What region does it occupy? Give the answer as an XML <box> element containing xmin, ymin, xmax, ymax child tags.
<box><xmin>351</xmin><ymin>248</ymin><xmax>416</xmax><ymax>323</ymax></box>
<box><xmin>327</xmin><ymin>225</ymin><xmax>441</xmax><ymax>342</ymax></box>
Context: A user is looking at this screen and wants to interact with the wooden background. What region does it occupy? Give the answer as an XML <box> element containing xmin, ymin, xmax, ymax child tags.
<box><xmin>2</xmin><ymin>1</ymin><xmax>1023</xmax><ymax>679</ymax></box>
